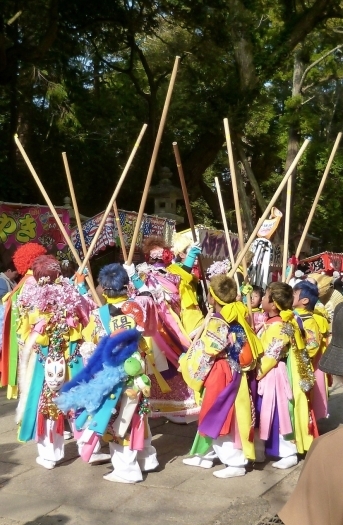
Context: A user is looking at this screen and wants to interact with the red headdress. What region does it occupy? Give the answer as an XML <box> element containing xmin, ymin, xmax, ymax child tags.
<box><xmin>13</xmin><ymin>243</ymin><xmax>47</xmax><ymax>275</ymax></box>
<box><xmin>142</xmin><ymin>236</ymin><xmax>173</xmax><ymax>264</ymax></box>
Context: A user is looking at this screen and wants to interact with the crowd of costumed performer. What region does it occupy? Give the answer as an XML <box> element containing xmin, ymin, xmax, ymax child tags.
<box><xmin>204</xmin><ymin>258</ymin><xmax>268</xmax><ymax>335</ymax></box>
<box><xmin>0</xmin><ymin>242</ymin><xmax>47</xmax><ymax>398</ymax></box>
<box><xmin>179</xmin><ymin>273</ymin><xmax>261</xmax><ymax>478</ymax></box>
<box><xmin>292</xmin><ymin>281</ymin><xmax>330</xmax><ymax>421</ymax></box>
<box><xmin>123</xmin><ymin>235</ymin><xmax>204</xmax><ymax>423</ymax></box>
<box><xmin>254</xmin><ymin>282</ymin><xmax>316</xmax><ymax>470</ymax></box>
<box><xmin>59</xmin><ymin>263</ymin><xmax>160</xmax><ymax>483</ymax></box>
<box><xmin>13</xmin><ymin>254</ymin><xmax>94</xmax><ymax>469</ymax></box>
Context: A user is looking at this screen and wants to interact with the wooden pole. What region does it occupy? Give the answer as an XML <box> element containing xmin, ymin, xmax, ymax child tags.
<box><xmin>127</xmin><ymin>56</ymin><xmax>181</xmax><ymax>265</ymax></box>
<box><xmin>14</xmin><ymin>135</ymin><xmax>102</xmax><ymax>306</ymax></box>
<box><xmin>295</xmin><ymin>132</ymin><xmax>342</xmax><ymax>259</ymax></box>
<box><xmin>286</xmin><ymin>132</ymin><xmax>342</xmax><ymax>284</ymax></box>
<box><xmin>228</xmin><ymin>139</ymin><xmax>310</xmax><ymax>278</ymax></box>
<box><xmin>113</xmin><ymin>201</ymin><xmax>128</xmax><ymax>261</ymax></box>
<box><xmin>282</xmin><ymin>176</ymin><xmax>292</xmax><ymax>281</ymax></box>
<box><xmin>62</xmin><ymin>152</ymin><xmax>95</xmax><ymax>287</ymax></box>
<box><xmin>214</xmin><ymin>177</ymin><xmax>241</xmax><ymax>291</ymax></box>
<box><xmin>223</xmin><ymin>118</ymin><xmax>253</xmax><ymax>325</ymax></box>
<box><xmin>78</xmin><ymin>123</ymin><xmax>148</xmax><ymax>273</ymax></box>
<box><xmin>172</xmin><ymin>142</ymin><xmax>208</xmax><ymax>295</ymax></box>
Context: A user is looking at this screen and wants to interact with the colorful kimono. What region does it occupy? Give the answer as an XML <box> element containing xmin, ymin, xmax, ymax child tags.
<box><xmin>251</xmin><ymin>307</ymin><xmax>268</xmax><ymax>334</ymax></box>
<box><xmin>295</xmin><ymin>307</ymin><xmax>329</xmax><ymax>420</ymax></box>
<box><xmin>14</xmin><ymin>277</ymin><xmax>91</xmax><ymax>466</ymax></box>
<box><xmin>131</xmin><ymin>265</ymin><xmax>202</xmax><ymax>422</ymax></box>
<box><xmin>0</xmin><ymin>272</ymin><xmax>34</xmax><ymax>397</ymax></box>
<box><xmin>75</xmin><ymin>296</ymin><xmax>159</xmax><ymax>482</ymax></box>
<box><xmin>256</xmin><ymin>314</ymin><xmax>316</xmax><ymax>457</ymax></box>
<box><xmin>180</xmin><ymin>313</ymin><xmax>256</xmax><ymax>464</ymax></box>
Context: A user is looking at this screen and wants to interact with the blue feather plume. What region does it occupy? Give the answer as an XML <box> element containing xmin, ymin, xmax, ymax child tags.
<box><xmin>56</xmin><ymin>364</ymin><xmax>127</xmax><ymax>413</ymax></box>
<box><xmin>61</xmin><ymin>328</ymin><xmax>140</xmax><ymax>393</ymax></box>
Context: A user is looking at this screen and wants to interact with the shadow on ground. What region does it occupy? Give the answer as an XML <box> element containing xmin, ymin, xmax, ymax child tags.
<box><xmin>23</xmin><ymin>515</ymin><xmax>70</xmax><ymax>525</ymax></box>
<box><xmin>317</xmin><ymin>384</ymin><xmax>343</xmax><ymax>435</ymax></box>
<box><xmin>0</xmin><ymin>441</ymin><xmax>21</xmax><ymax>488</ymax></box>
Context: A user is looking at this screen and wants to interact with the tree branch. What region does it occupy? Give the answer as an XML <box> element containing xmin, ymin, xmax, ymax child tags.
<box><xmin>234</xmin><ymin>134</ymin><xmax>267</xmax><ymax>213</ymax></box>
<box><xmin>299</xmin><ymin>44</ymin><xmax>343</xmax><ymax>92</ymax></box>
<box><xmin>285</xmin><ymin>0</ymin><xmax>342</xmax><ymax>51</ymax></box>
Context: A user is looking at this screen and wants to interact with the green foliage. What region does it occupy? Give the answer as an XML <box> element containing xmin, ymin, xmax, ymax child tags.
<box><xmin>1</xmin><ymin>0</ymin><xmax>343</xmax><ymax>252</ymax></box>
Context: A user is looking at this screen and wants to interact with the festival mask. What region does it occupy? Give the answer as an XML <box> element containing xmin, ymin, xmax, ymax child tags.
<box><xmin>45</xmin><ymin>356</ymin><xmax>66</xmax><ymax>392</ymax></box>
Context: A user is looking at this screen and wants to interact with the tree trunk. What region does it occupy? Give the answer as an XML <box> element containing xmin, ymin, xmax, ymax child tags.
<box><xmin>234</xmin><ymin>133</ymin><xmax>267</xmax><ymax>213</ymax></box>
<box><xmin>280</xmin><ymin>49</ymin><xmax>306</xmax><ymax>215</ymax></box>
<box><xmin>233</xmin><ymin>155</ymin><xmax>254</xmax><ymax>235</ymax></box>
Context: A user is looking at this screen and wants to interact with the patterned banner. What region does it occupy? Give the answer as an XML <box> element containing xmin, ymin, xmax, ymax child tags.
<box><xmin>71</xmin><ymin>209</ymin><xmax>176</xmax><ymax>259</ymax></box>
<box><xmin>300</xmin><ymin>252</ymin><xmax>343</xmax><ymax>273</ymax></box>
<box><xmin>199</xmin><ymin>228</ymin><xmax>240</xmax><ymax>260</ymax></box>
<box><xmin>0</xmin><ymin>202</ymin><xmax>70</xmax><ymax>262</ymax></box>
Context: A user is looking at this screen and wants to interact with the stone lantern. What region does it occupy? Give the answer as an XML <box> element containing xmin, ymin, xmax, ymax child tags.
<box><xmin>291</xmin><ymin>231</ymin><xmax>319</xmax><ymax>259</ymax></box>
<box><xmin>63</xmin><ymin>196</ymin><xmax>89</xmax><ymax>227</ymax></box>
<box><xmin>148</xmin><ymin>167</ymin><xmax>184</xmax><ymax>224</ymax></box>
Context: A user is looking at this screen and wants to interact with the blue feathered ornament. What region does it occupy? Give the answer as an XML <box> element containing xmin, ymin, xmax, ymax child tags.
<box><xmin>61</xmin><ymin>328</ymin><xmax>141</xmax><ymax>393</ymax></box>
<box><xmin>55</xmin><ymin>329</ymin><xmax>141</xmax><ymax>413</ymax></box>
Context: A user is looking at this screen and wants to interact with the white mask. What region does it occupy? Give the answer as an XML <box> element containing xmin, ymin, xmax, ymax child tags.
<box><xmin>45</xmin><ymin>356</ymin><xmax>66</xmax><ymax>392</ymax></box>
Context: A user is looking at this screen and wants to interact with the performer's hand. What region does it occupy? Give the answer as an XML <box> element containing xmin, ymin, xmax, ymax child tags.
<box><xmin>188</xmin><ymin>242</ymin><xmax>202</xmax><ymax>256</ymax></box>
<box><xmin>123</xmin><ymin>262</ymin><xmax>136</xmax><ymax>278</ymax></box>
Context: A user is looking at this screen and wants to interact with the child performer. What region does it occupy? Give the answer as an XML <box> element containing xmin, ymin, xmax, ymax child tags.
<box><xmin>15</xmin><ymin>255</ymin><xmax>92</xmax><ymax>469</ymax></box>
<box><xmin>251</xmin><ymin>285</ymin><xmax>268</xmax><ymax>334</ymax></box>
<box><xmin>255</xmin><ymin>282</ymin><xmax>315</xmax><ymax>469</ymax></box>
<box><xmin>0</xmin><ymin>242</ymin><xmax>47</xmax><ymax>397</ymax></box>
<box><xmin>293</xmin><ymin>281</ymin><xmax>329</xmax><ymax>420</ymax></box>
<box><xmin>179</xmin><ymin>275</ymin><xmax>261</xmax><ymax>478</ymax></box>
<box><xmin>68</xmin><ymin>263</ymin><xmax>159</xmax><ymax>483</ymax></box>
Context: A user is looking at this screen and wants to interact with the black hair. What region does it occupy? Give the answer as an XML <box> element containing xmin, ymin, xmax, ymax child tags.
<box><xmin>252</xmin><ymin>285</ymin><xmax>264</xmax><ymax>301</ymax></box>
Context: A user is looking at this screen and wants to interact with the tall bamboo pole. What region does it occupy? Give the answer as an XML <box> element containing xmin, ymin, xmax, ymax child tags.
<box><xmin>126</xmin><ymin>56</ymin><xmax>181</xmax><ymax>264</ymax></box>
<box><xmin>78</xmin><ymin>123</ymin><xmax>148</xmax><ymax>273</ymax></box>
<box><xmin>286</xmin><ymin>132</ymin><xmax>342</xmax><ymax>283</ymax></box>
<box><xmin>62</xmin><ymin>152</ymin><xmax>95</xmax><ymax>287</ymax></box>
<box><xmin>214</xmin><ymin>177</ymin><xmax>241</xmax><ymax>291</ymax></box>
<box><xmin>223</xmin><ymin>119</ymin><xmax>253</xmax><ymax>325</ymax></box>
<box><xmin>295</xmin><ymin>132</ymin><xmax>342</xmax><ymax>259</ymax></box>
<box><xmin>14</xmin><ymin>135</ymin><xmax>102</xmax><ymax>306</ymax></box>
<box><xmin>113</xmin><ymin>201</ymin><xmax>128</xmax><ymax>261</ymax></box>
<box><xmin>228</xmin><ymin>139</ymin><xmax>310</xmax><ymax>278</ymax></box>
<box><xmin>172</xmin><ymin>142</ymin><xmax>208</xmax><ymax>295</ymax></box>
<box><xmin>282</xmin><ymin>176</ymin><xmax>292</xmax><ymax>281</ymax></box>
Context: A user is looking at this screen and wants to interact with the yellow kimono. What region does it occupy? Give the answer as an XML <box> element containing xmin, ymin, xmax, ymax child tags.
<box><xmin>167</xmin><ymin>263</ymin><xmax>204</xmax><ymax>334</ymax></box>
<box><xmin>296</xmin><ymin>307</ymin><xmax>329</xmax><ymax>420</ymax></box>
<box><xmin>257</xmin><ymin>315</ymin><xmax>315</xmax><ymax>455</ymax></box>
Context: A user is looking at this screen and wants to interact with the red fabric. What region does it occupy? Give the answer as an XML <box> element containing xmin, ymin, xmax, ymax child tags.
<box><xmin>266</xmin><ymin>315</ymin><xmax>282</xmax><ymax>325</ymax></box>
<box><xmin>56</xmin><ymin>413</ymin><xmax>64</xmax><ymax>436</ymax></box>
<box><xmin>37</xmin><ymin>413</ymin><xmax>45</xmax><ymax>438</ymax></box>
<box><xmin>199</xmin><ymin>359</ymin><xmax>234</xmax><ymax>437</ymax></box>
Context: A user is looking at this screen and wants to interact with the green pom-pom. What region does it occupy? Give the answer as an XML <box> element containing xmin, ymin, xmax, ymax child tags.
<box><xmin>124</xmin><ymin>357</ymin><xmax>143</xmax><ymax>377</ymax></box>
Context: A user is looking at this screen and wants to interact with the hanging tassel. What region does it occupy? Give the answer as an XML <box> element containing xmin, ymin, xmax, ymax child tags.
<box><xmin>37</xmin><ymin>412</ymin><xmax>45</xmax><ymax>437</ymax></box>
<box><xmin>56</xmin><ymin>413</ymin><xmax>65</xmax><ymax>436</ymax></box>
<box><xmin>248</xmin><ymin>393</ymin><xmax>256</xmax><ymax>442</ymax></box>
